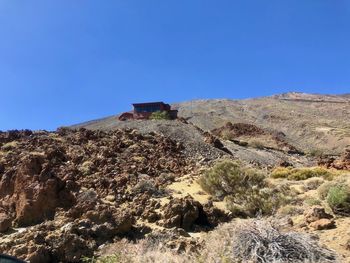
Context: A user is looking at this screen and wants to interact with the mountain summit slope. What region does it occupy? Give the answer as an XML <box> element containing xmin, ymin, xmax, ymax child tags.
<box><xmin>73</xmin><ymin>93</ymin><xmax>350</xmax><ymax>154</ymax></box>
<box><xmin>174</xmin><ymin>93</ymin><xmax>350</xmax><ymax>154</ymax></box>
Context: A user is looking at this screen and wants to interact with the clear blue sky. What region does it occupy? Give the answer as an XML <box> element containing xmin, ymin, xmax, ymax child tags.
<box><xmin>0</xmin><ymin>1</ymin><xmax>349</xmax><ymax>130</ymax></box>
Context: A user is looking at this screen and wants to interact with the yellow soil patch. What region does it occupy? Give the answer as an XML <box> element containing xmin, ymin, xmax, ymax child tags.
<box><xmin>317</xmin><ymin>217</ymin><xmax>350</xmax><ymax>262</ymax></box>
<box><xmin>164</xmin><ymin>175</ymin><xmax>228</xmax><ymax>212</ymax></box>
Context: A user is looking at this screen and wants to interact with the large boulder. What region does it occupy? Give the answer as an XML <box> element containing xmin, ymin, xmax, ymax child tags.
<box><xmin>304</xmin><ymin>206</ymin><xmax>335</xmax><ymax>230</ymax></box>
<box><xmin>162</xmin><ymin>196</ymin><xmax>208</xmax><ymax>231</ymax></box>
<box><xmin>14</xmin><ymin>155</ymin><xmax>74</xmax><ymax>227</ymax></box>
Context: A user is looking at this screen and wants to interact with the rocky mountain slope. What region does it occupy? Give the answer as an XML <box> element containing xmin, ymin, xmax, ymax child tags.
<box><xmin>175</xmin><ymin>92</ymin><xmax>350</xmax><ymax>155</ymax></box>
<box><xmin>73</xmin><ymin>92</ymin><xmax>350</xmax><ymax>155</ymax></box>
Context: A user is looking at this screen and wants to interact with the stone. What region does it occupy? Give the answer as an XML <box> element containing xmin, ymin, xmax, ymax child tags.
<box><xmin>304</xmin><ymin>206</ymin><xmax>333</xmax><ymax>224</ymax></box>
<box><xmin>162</xmin><ymin>196</ymin><xmax>208</xmax><ymax>231</ymax></box>
<box><xmin>309</xmin><ymin>219</ymin><xmax>336</xmax><ymax>230</ymax></box>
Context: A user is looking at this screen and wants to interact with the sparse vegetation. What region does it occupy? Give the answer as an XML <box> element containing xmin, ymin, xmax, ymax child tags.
<box><xmin>308</xmin><ymin>149</ymin><xmax>326</xmax><ymax>158</ymax></box>
<box><xmin>131</xmin><ymin>180</ymin><xmax>166</xmax><ymax>197</ymax></box>
<box><xmin>318</xmin><ymin>181</ymin><xmax>338</xmax><ymax>200</ymax></box>
<box><xmin>149</xmin><ymin>111</ymin><xmax>171</xmax><ymax>120</ymax></box>
<box><xmin>304</xmin><ymin>197</ymin><xmax>322</xmax><ymax>206</ymax></box>
<box><xmin>220</xmin><ymin>129</ymin><xmax>235</xmax><ymax>140</ymax></box>
<box><xmin>249</xmin><ymin>139</ymin><xmax>266</xmax><ymax>149</ymax></box>
<box><xmin>79</xmin><ymin>161</ymin><xmax>95</xmax><ymax>175</ymax></box>
<box><xmin>83</xmin><ymin>219</ymin><xmax>337</xmax><ymax>263</ymax></box>
<box><xmin>305</xmin><ymin>177</ymin><xmax>325</xmax><ymax>190</ymax></box>
<box><xmin>271</xmin><ymin>167</ymin><xmax>334</xmax><ymax>181</ymax></box>
<box><xmin>278</xmin><ymin>204</ymin><xmax>304</xmax><ymax>216</ymax></box>
<box><xmin>1</xmin><ymin>141</ymin><xmax>18</xmax><ymax>151</ymax></box>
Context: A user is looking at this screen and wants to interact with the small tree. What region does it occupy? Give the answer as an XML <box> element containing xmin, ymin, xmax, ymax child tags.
<box><xmin>149</xmin><ymin>111</ymin><xmax>171</xmax><ymax>120</ymax></box>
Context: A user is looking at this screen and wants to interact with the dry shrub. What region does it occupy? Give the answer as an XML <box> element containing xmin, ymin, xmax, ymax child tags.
<box><xmin>249</xmin><ymin>139</ymin><xmax>266</xmax><ymax>149</ymax></box>
<box><xmin>225</xmin><ymin>186</ymin><xmax>291</xmax><ymax>217</ymax></box>
<box><xmin>86</xmin><ymin>239</ymin><xmax>194</xmax><ymax>263</ymax></box>
<box><xmin>304</xmin><ymin>197</ymin><xmax>322</xmax><ymax>206</ymax></box>
<box><xmin>278</xmin><ymin>205</ymin><xmax>304</xmax><ymax>216</ymax></box>
<box><xmin>1</xmin><ymin>141</ymin><xmax>18</xmax><ymax>151</ymax></box>
<box><xmin>318</xmin><ymin>181</ymin><xmax>338</xmax><ymax>200</ymax></box>
<box><xmin>304</xmin><ymin>177</ymin><xmax>325</xmax><ymax>190</ymax></box>
<box><xmin>199</xmin><ymin>219</ymin><xmax>337</xmax><ymax>263</ymax></box>
<box><xmin>88</xmin><ymin>219</ymin><xmax>337</xmax><ymax>263</ymax></box>
<box><xmin>230</xmin><ymin>220</ymin><xmax>337</xmax><ymax>263</ymax></box>
<box><xmin>150</xmin><ymin>111</ymin><xmax>171</xmax><ymax>120</ymax></box>
<box><xmin>271</xmin><ymin>167</ymin><xmax>292</xmax><ymax>179</ymax></box>
<box><xmin>220</xmin><ymin>129</ymin><xmax>235</xmax><ymax>140</ymax></box>
<box><xmin>131</xmin><ymin>180</ymin><xmax>166</xmax><ymax>197</ymax></box>
<box><xmin>271</xmin><ymin>167</ymin><xmax>333</xmax><ymax>181</ymax></box>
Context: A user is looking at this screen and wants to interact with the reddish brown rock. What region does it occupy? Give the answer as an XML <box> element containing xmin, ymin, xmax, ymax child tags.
<box><xmin>318</xmin><ymin>149</ymin><xmax>350</xmax><ymax>170</ymax></box>
<box><xmin>309</xmin><ymin>219</ymin><xmax>335</xmax><ymax>230</ymax></box>
<box><xmin>304</xmin><ymin>206</ymin><xmax>333</xmax><ymax>224</ymax></box>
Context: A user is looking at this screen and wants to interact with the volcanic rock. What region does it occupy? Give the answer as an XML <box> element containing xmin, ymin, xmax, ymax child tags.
<box><xmin>162</xmin><ymin>196</ymin><xmax>208</xmax><ymax>231</ymax></box>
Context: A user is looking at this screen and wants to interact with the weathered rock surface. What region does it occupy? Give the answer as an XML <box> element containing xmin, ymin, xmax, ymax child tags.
<box><xmin>0</xmin><ymin>213</ymin><xmax>12</xmax><ymax>233</ymax></box>
<box><xmin>319</xmin><ymin>149</ymin><xmax>350</xmax><ymax>170</ymax></box>
<box><xmin>161</xmin><ymin>196</ymin><xmax>209</xmax><ymax>231</ymax></box>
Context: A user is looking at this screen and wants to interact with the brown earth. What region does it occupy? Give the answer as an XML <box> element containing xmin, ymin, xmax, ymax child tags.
<box><xmin>212</xmin><ymin>121</ymin><xmax>300</xmax><ymax>153</ymax></box>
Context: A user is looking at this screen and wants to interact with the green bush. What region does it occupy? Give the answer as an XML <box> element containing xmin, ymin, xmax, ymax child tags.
<box><xmin>198</xmin><ymin>160</ymin><xmax>266</xmax><ymax>199</ymax></box>
<box><xmin>270</xmin><ymin>167</ymin><xmax>333</xmax><ymax>181</ymax></box>
<box><xmin>326</xmin><ymin>185</ymin><xmax>350</xmax><ymax>215</ymax></box>
<box><xmin>199</xmin><ymin>160</ymin><xmax>289</xmax><ymax>216</ymax></box>
<box><xmin>149</xmin><ymin>111</ymin><xmax>171</xmax><ymax>120</ymax></box>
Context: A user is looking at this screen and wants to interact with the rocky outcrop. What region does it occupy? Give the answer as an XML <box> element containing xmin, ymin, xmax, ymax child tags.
<box><xmin>211</xmin><ymin>122</ymin><xmax>300</xmax><ymax>153</ymax></box>
<box><xmin>0</xmin><ymin>128</ymin><xmax>193</xmax><ymax>261</ymax></box>
<box><xmin>13</xmin><ymin>154</ymin><xmax>73</xmax><ymax>227</ymax></box>
<box><xmin>161</xmin><ymin>196</ymin><xmax>209</xmax><ymax>231</ymax></box>
<box><xmin>0</xmin><ymin>213</ymin><xmax>12</xmax><ymax>233</ymax></box>
<box><xmin>318</xmin><ymin>149</ymin><xmax>350</xmax><ymax>170</ymax></box>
